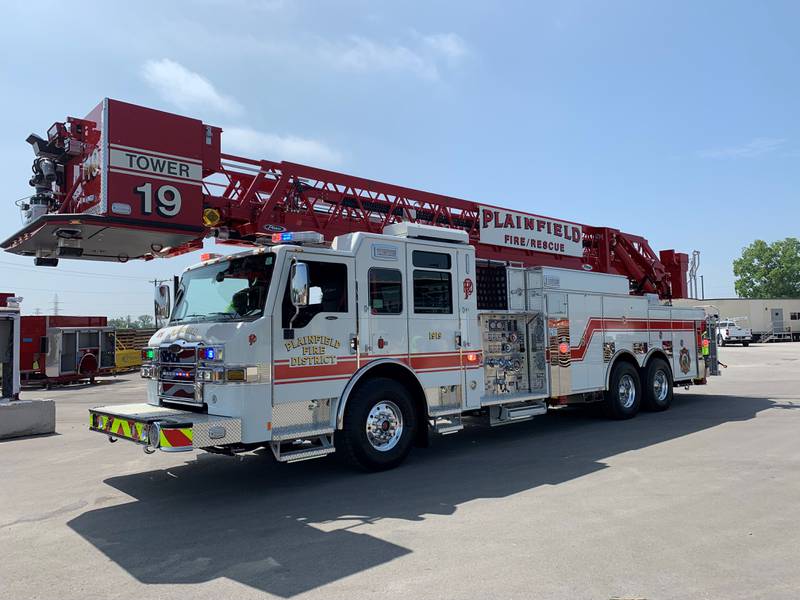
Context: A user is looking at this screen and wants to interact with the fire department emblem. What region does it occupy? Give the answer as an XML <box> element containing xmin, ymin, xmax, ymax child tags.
<box><xmin>463</xmin><ymin>278</ymin><xmax>474</xmax><ymax>299</ymax></box>
<box><xmin>678</xmin><ymin>347</ymin><xmax>691</xmax><ymax>374</ymax></box>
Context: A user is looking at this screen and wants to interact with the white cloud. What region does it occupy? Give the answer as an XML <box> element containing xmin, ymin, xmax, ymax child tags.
<box><xmin>223</xmin><ymin>127</ymin><xmax>342</xmax><ymax>167</ymax></box>
<box><xmin>320</xmin><ymin>32</ymin><xmax>468</xmax><ymax>81</ymax></box>
<box><xmin>141</xmin><ymin>59</ymin><xmax>243</xmax><ymax>116</ymax></box>
<box><xmin>140</xmin><ymin>59</ymin><xmax>341</xmax><ymax>166</ymax></box>
<box><xmin>421</xmin><ymin>33</ymin><xmax>469</xmax><ymax>61</ymax></box>
<box><xmin>698</xmin><ymin>137</ymin><xmax>786</xmax><ymax>159</ymax></box>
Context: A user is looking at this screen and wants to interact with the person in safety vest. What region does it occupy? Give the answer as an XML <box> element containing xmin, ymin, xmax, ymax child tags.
<box><xmin>702</xmin><ymin>329</ymin><xmax>727</xmax><ymax>370</ymax></box>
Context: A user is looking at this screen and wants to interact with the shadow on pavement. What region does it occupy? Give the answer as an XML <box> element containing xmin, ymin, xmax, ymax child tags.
<box><xmin>68</xmin><ymin>392</ymin><xmax>772</xmax><ymax>597</ymax></box>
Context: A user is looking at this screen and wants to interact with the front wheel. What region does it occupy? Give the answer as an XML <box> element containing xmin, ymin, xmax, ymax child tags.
<box><xmin>604</xmin><ymin>361</ymin><xmax>641</xmax><ymax>419</ymax></box>
<box><xmin>742</xmin><ymin>342</ymin><xmax>750</xmax><ymax>347</ymax></box>
<box><xmin>642</xmin><ymin>358</ymin><xmax>673</xmax><ymax>411</ymax></box>
<box><xmin>337</xmin><ymin>377</ymin><xmax>417</xmax><ymax>471</ymax></box>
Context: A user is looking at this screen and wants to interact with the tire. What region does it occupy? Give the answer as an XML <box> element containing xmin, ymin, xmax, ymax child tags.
<box><xmin>337</xmin><ymin>377</ymin><xmax>417</xmax><ymax>471</ymax></box>
<box><xmin>742</xmin><ymin>342</ymin><xmax>750</xmax><ymax>347</ymax></box>
<box><xmin>604</xmin><ymin>361</ymin><xmax>642</xmax><ymax>419</ymax></box>
<box><xmin>642</xmin><ymin>358</ymin><xmax>673</xmax><ymax>411</ymax></box>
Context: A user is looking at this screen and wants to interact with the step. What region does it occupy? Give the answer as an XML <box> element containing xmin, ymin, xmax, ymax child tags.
<box><xmin>490</xmin><ymin>401</ymin><xmax>547</xmax><ymax>427</ymax></box>
<box><xmin>433</xmin><ymin>414</ymin><xmax>463</xmax><ymax>435</ymax></box>
<box><xmin>271</xmin><ymin>434</ymin><xmax>335</xmax><ymax>463</ymax></box>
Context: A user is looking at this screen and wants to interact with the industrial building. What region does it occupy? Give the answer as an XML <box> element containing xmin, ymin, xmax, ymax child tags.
<box><xmin>673</xmin><ymin>298</ymin><xmax>800</xmax><ymax>342</ymax></box>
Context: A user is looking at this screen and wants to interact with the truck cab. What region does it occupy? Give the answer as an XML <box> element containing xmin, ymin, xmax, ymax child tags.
<box><xmin>100</xmin><ymin>224</ymin><xmax>484</xmax><ymax>468</ymax></box>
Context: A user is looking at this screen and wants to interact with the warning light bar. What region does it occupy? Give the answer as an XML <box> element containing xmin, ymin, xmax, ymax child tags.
<box><xmin>200</xmin><ymin>253</ymin><xmax>222</xmax><ymax>262</ymax></box>
<box><xmin>270</xmin><ymin>231</ymin><xmax>325</xmax><ymax>245</ymax></box>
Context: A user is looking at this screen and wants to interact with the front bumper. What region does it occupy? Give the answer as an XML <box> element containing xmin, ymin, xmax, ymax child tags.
<box><xmin>89</xmin><ymin>403</ymin><xmax>242</xmax><ymax>452</ymax></box>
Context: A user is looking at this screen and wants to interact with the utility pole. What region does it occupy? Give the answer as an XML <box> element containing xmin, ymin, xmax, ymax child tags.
<box><xmin>700</xmin><ymin>275</ymin><xmax>705</xmax><ymax>300</ymax></box>
<box><xmin>149</xmin><ymin>279</ymin><xmax>169</xmax><ymax>328</ymax></box>
<box><xmin>51</xmin><ymin>293</ymin><xmax>60</xmax><ymax>315</ymax></box>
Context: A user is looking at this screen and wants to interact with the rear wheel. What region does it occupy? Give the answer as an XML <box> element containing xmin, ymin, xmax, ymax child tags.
<box><xmin>604</xmin><ymin>361</ymin><xmax>641</xmax><ymax>419</ymax></box>
<box><xmin>642</xmin><ymin>358</ymin><xmax>673</xmax><ymax>411</ymax></box>
<box><xmin>337</xmin><ymin>377</ymin><xmax>416</xmax><ymax>471</ymax></box>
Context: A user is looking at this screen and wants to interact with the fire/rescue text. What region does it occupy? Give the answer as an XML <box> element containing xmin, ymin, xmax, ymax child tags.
<box><xmin>479</xmin><ymin>206</ymin><xmax>584</xmax><ymax>258</ymax></box>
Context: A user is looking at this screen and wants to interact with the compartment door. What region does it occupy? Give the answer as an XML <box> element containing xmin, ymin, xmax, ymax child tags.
<box><xmin>60</xmin><ymin>332</ymin><xmax>77</xmax><ymax>374</ymax></box>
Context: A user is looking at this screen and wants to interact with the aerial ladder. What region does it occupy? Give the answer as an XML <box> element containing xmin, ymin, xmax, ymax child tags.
<box><xmin>3</xmin><ymin>98</ymin><xmax>688</xmax><ymax>299</ymax></box>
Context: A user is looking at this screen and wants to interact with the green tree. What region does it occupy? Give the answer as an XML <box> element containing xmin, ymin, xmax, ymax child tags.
<box><xmin>733</xmin><ymin>238</ymin><xmax>800</xmax><ymax>298</ymax></box>
<box><xmin>137</xmin><ymin>314</ymin><xmax>154</xmax><ymax>328</ymax></box>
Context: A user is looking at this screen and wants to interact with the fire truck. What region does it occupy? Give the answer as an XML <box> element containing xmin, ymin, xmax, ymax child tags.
<box><xmin>3</xmin><ymin>99</ymin><xmax>709</xmax><ymax>470</ymax></box>
<box><xmin>19</xmin><ymin>315</ymin><xmax>115</xmax><ymax>387</ymax></box>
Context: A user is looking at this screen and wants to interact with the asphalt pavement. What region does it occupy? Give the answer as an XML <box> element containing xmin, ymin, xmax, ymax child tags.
<box><xmin>1</xmin><ymin>343</ymin><xmax>799</xmax><ymax>599</ymax></box>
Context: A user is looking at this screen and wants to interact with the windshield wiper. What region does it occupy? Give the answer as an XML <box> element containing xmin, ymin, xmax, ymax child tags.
<box><xmin>207</xmin><ymin>312</ymin><xmax>237</xmax><ymax>320</ymax></box>
<box><xmin>171</xmin><ymin>313</ymin><xmax>209</xmax><ymax>323</ymax></box>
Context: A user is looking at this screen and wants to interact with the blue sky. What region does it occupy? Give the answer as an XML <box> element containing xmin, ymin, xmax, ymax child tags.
<box><xmin>1</xmin><ymin>0</ymin><xmax>798</xmax><ymax>316</ymax></box>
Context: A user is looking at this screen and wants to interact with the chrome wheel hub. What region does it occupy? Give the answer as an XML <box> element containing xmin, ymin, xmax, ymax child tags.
<box><xmin>652</xmin><ymin>369</ymin><xmax>669</xmax><ymax>403</ymax></box>
<box><xmin>618</xmin><ymin>374</ymin><xmax>636</xmax><ymax>409</ymax></box>
<box><xmin>365</xmin><ymin>400</ymin><xmax>403</xmax><ymax>452</ymax></box>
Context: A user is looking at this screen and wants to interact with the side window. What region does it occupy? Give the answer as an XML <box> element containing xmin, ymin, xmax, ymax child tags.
<box><xmin>412</xmin><ymin>251</ymin><xmax>451</xmax><ymax>269</ymax></box>
<box><xmin>369</xmin><ymin>268</ymin><xmax>403</xmax><ymax>314</ymax></box>
<box><xmin>79</xmin><ymin>331</ymin><xmax>100</xmax><ymax>348</ymax></box>
<box><xmin>791</xmin><ymin>312</ymin><xmax>800</xmax><ymax>321</ymax></box>
<box><xmin>413</xmin><ymin>270</ymin><xmax>453</xmax><ymax>314</ymax></box>
<box><xmin>282</xmin><ymin>260</ymin><xmax>348</xmax><ymax>328</ymax></box>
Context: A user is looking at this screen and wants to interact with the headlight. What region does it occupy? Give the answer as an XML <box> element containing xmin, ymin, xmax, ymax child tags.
<box><xmin>140</xmin><ymin>365</ymin><xmax>157</xmax><ymax>379</ymax></box>
<box><xmin>197</xmin><ymin>367</ymin><xmax>224</xmax><ymax>382</ymax></box>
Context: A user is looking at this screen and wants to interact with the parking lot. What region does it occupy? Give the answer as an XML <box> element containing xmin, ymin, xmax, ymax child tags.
<box><xmin>2</xmin><ymin>344</ymin><xmax>799</xmax><ymax>599</ymax></box>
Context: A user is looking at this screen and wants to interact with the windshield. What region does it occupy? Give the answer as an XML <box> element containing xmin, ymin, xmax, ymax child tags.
<box><xmin>171</xmin><ymin>253</ymin><xmax>275</xmax><ymax>324</ymax></box>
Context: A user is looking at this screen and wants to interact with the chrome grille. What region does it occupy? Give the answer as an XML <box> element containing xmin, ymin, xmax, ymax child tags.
<box><xmin>158</xmin><ymin>344</ymin><xmax>201</xmax><ymax>405</ymax></box>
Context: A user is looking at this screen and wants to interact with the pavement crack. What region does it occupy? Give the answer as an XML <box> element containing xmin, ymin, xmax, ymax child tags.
<box><xmin>0</xmin><ymin>500</ymin><xmax>88</xmax><ymax>530</ymax></box>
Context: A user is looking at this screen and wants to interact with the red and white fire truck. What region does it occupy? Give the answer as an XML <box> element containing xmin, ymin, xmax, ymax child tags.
<box><xmin>3</xmin><ymin>99</ymin><xmax>709</xmax><ymax>470</ymax></box>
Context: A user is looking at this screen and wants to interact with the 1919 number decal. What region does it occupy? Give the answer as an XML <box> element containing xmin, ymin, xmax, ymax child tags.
<box><xmin>134</xmin><ymin>183</ymin><xmax>182</xmax><ymax>217</ymax></box>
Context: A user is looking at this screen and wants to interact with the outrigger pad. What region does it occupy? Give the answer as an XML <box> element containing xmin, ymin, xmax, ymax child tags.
<box><xmin>1</xmin><ymin>214</ymin><xmax>204</xmax><ymax>262</ymax></box>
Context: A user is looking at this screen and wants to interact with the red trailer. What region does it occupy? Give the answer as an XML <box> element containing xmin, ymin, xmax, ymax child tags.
<box><xmin>20</xmin><ymin>315</ymin><xmax>115</xmax><ymax>387</ymax></box>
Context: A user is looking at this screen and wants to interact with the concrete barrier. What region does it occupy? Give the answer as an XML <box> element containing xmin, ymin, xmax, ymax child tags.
<box><xmin>0</xmin><ymin>399</ymin><xmax>56</xmax><ymax>439</ymax></box>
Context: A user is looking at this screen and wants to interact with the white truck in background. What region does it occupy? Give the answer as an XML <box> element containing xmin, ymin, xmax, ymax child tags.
<box><xmin>716</xmin><ymin>319</ymin><xmax>752</xmax><ymax>346</ymax></box>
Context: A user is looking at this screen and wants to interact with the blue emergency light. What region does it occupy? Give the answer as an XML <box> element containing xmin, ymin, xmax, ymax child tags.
<box><xmin>198</xmin><ymin>346</ymin><xmax>223</xmax><ymax>361</ymax></box>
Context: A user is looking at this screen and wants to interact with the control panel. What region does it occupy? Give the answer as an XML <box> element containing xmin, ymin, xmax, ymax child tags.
<box><xmin>480</xmin><ymin>314</ymin><xmax>529</xmax><ymax>396</ymax></box>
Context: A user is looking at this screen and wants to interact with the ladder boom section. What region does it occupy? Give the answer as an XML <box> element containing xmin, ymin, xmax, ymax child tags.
<box><xmin>2</xmin><ymin>98</ymin><xmax>688</xmax><ymax>299</ymax></box>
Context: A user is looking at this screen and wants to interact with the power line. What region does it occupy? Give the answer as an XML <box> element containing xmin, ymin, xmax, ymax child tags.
<box><xmin>0</xmin><ymin>259</ymin><xmax>154</xmax><ymax>281</ymax></box>
<box><xmin>10</xmin><ymin>284</ymin><xmax>151</xmax><ymax>296</ymax></box>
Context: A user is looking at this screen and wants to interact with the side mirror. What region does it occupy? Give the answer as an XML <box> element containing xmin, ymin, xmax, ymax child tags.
<box><xmin>290</xmin><ymin>262</ymin><xmax>309</xmax><ymax>307</ymax></box>
<box><xmin>154</xmin><ymin>284</ymin><xmax>171</xmax><ymax>319</ymax></box>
